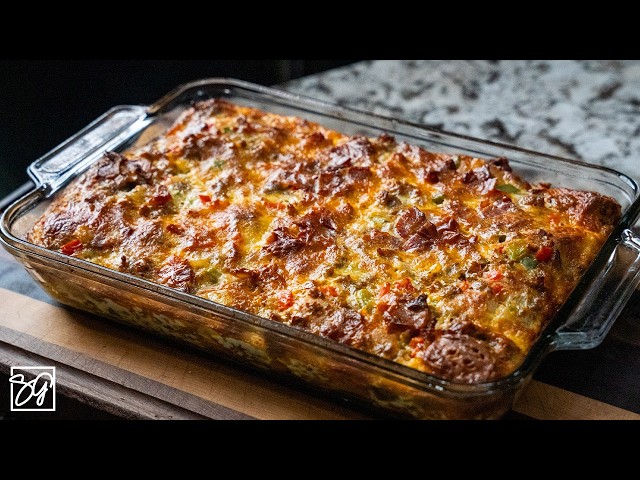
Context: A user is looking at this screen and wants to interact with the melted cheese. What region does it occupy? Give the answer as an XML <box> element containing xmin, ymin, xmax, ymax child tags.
<box><xmin>27</xmin><ymin>99</ymin><xmax>621</xmax><ymax>383</ymax></box>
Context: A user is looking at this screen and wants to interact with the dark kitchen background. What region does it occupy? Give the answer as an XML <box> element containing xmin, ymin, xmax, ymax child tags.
<box><xmin>0</xmin><ymin>60</ymin><xmax>359</xmax><ymax>201</ymax></box>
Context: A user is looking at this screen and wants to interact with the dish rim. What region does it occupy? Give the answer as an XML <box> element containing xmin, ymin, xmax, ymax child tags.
<box><xmin>2</xmin><ymin>77</ymin><xmax>640</xmax><ymax>397</ymax></box>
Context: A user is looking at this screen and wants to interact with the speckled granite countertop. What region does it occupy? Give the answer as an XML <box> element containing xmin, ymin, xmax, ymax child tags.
<box><xmin>284</xmin><ymin>60</ymin><xmax>640</xmax><ymax>185</ymax></box>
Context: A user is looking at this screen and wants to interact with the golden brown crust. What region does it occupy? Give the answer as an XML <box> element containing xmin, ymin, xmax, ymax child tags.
<box><xmin>26</xmin><ymin>99</ymin><xmax>621</xmax><ymax>383</ymax></box>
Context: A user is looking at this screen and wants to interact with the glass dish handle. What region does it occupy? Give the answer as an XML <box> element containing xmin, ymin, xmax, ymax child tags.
<box><xmin>27</xmin><ymin>105</ymin><xmax>150</xmax><ymax>195</ymax></box>
<box><xmin>553</xmin><ymin>229</ymin><xmax>640</xmax><ymax>350</ymax></box>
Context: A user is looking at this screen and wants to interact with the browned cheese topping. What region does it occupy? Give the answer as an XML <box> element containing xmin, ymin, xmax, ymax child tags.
<box><xmin>27</xmin><ymin>99</ymin><xmax>621</xmax><ymax>383</ymax></box>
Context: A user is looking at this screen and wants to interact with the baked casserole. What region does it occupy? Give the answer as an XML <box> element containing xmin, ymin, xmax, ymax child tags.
<box><xmin>26</xmin><ymin>99</ymin><xmax>621</xmax><ymax>383</ymax></box>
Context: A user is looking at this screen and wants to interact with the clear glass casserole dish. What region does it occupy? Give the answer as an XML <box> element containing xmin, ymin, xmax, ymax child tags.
<box><xmin>2</xmin><ymin>78</ymin><xmax>640</xmax><ymax>420</ymax></box>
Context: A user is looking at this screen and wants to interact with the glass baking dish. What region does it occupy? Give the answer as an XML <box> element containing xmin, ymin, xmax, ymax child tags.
<box><xmin>2</xmin><ymin>78</ymin><xmax>640</xmax><ymax>420</ymax></box>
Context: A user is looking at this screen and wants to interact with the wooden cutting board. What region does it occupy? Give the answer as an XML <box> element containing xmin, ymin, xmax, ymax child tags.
<box><xmin>0</xmin><ymin>283</ymin><xmax>638</xmax><ymax>420</ymax></box>
<box><xmin>2</xmin><ymin>241</ymin><xmax>640</xmax><ymax>419</ymax></box>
